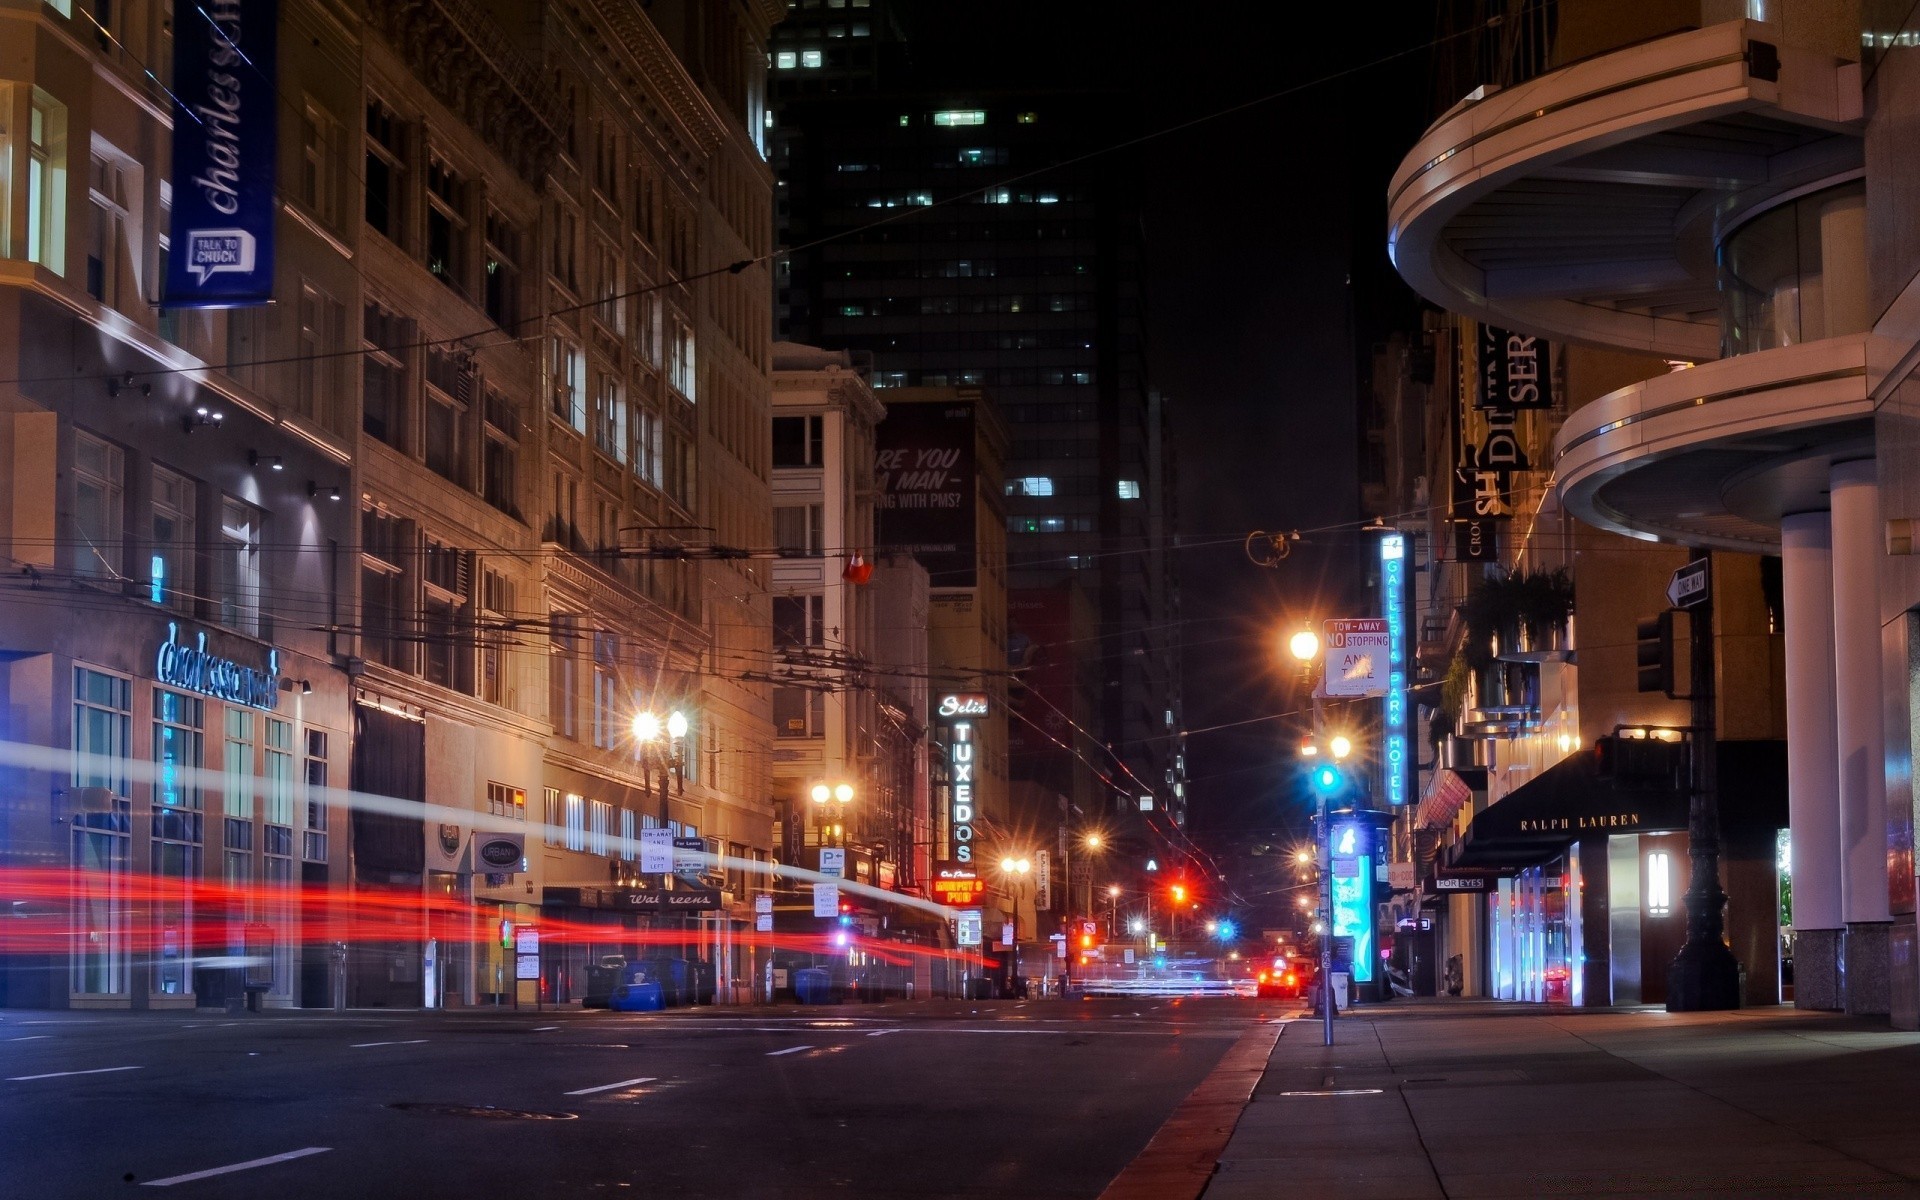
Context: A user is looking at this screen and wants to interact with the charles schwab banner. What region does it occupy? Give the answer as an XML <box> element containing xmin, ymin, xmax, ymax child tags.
<box><xmin>165</xmin><ymin>0</ymin><xmax>278</xmax><ymax>307</ymax></box>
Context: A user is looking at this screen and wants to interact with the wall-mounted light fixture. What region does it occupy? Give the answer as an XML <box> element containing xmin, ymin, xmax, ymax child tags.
<box><xmin>248</xmin><ymin>450</ymin><xmax>284</xmax><ymax>472</ymax></box>
<box><xmin>106</xmin><ymin>372</ymin><xmax>151</xmax><ymax>398</ymax></box>
<box><xmin>308</xmin><ymin>481</ymin><xmax>342</xmax><ymax>501</ymax></box>
<box><xmin>182</xmin><ymin>405</ymin><xmax>224</xmax><ymax>433</ymax></box>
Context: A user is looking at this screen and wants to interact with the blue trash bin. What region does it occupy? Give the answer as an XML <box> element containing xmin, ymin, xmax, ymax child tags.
<box><xmin>609</xmin><ymin>963</ymin><xmax>665</xmax><ymax>1012</ymax></box>
<box><xmin>794</xmin><ymin>967</ymin><xmax>832</xmax><ymax>1005</ymax></box>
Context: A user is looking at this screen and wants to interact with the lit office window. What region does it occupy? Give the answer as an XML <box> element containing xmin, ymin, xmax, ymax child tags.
<box><xmin>1117</xmin><ymin>480</ymin><xmax>1141</xmax><ymax>500</ymax></box>
<box><xmin>1007</xmin><ymin>476</ymin><xmax>1053</xmax><ymax>497</ymax></box>
<box><xmin>801</xmin><ymin>49</ymin><xmax>822</xmax><ymax>68</ymax></box>
<box><xmin>1647</xmin><ymin>851</ymin><xmax>1672</xmax><ymax>916</ymax></box>
<box><xmin>776</xmin><ymin>51</ymin><xmax>796</xmax><ymax>68</ymax></box>
<box><xmin>933</xmin><ymin>110</ymin><xmax>986</xmax><ymax>127</ymax></box>
<box><xmin>1016</xmin><ymin>111</ymin><xmax>1038</xmax><ymax>125</ymax></box>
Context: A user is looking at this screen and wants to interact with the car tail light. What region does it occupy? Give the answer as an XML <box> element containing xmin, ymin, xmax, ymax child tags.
<box><xmin>1258</xmin><ymin>971</ymin><xmax>1269</xmax><ymax>983</ymax></box>
<box><xmin>1285</xmin><ymin>973</ymin><xmax>1297</xmax><ymax>986</ymax></box>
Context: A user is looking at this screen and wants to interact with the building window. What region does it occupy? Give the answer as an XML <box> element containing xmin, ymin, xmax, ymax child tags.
<box><xmin>484</xmin><ymin>209</ymin><xmax>521</xmax><ymax>330</ymax></box>
<box><xmin>363</xmin><ymin>301</ymin><xmax>411</xmax><ymax>450</ymax></box>
<box><xmin>774</xmin><ymin>504</ymin><xmax>824</xmax><ymax>555</ymax></box>
<box><xmin>592</xmin><ymin>374</ymin><xmax>628</xmax><ymax>464</ymax></box>
<box><xmin>153</xmin><ymin>688</ymin><xmax>204</xmax><ymax>813</ymax></box>
<box><xmin>71</xmin><ymin>430</ymin><xmax>124</xmax><ymax>583</ymax></box>
<box><xmin>150</xmin><ymin>465</ymin><xmax>196</xmax><ymax>614</ymax></box>
<box><xmin>74</xmin><ymin>666</ymin><xmax>132</xmax><ymax>798</ymax></box>
<box><xmin>364</xmin><ymin>98</ymin><xmax>405</xmax><ymax>243</ymax></box>
<box><xmin>589</xmin><ymin>799</ymin><xmax>612</xmax><ymax>857</ymax></box>
<box><xmin>425</xmin><ymin>349</ymin><xmax>471</xmax><ymax>485</ymax></box>
<box><xmin>544</xmin><ymin>787</ymin><xmax>562</xmax><ymax>847</ymax></box>
<box><xmin>636</xmin><ymin>406</ymin><xmax>662</xmax><ymax>488</ymax></box>
<box><xmin>1017</xmin><ymin>111</ymin><xmax>1038</xmax><ymax>124</ymax></box>
<box><xmin>564</xmin><ymin>792</ymin><xmax>586</xmax><ymax>852</ymax></box>
<box><xmin>772</xmin><ymin>415</ymin><xmax>823</xmax><ymax>467</ymax></box>
<box><xmin>774</xmin><ymin>687</ymin><xmax>825</xmax><ymax>739</ymax></box>
<box><xmin>1117</xmin><ymin>479</ymin><xmax>1141</xmax><ymax>500</ymax></box>
<box><xmin>361</xmin><ymin>507</ymin><xmax>412</xmax><ymax>672</ymax></box>
<box><xmin>801</xmin><ymin>49</ymin><xmax>822</xmax><ymax>68</ymax></box>
<box><xmin>552</xmin><ymin>202</ymin><xmax>580</xmax><ymax>293</ymax></box>
<box><xmin>300</xmin><ymin>99</ymin><xmax>342</xmax><ymax>229</ymax></box>
<box><xmin>152</xmin><ymin>690</ymin><xmax>202</xmax><ymax>997</ymax></box>
<box><xmin>620</xmin><ymin>807</ymin><xmax>636</xmax><ymax>860</ymax></box>
<box><xmin>298</xmin><ymin>282</ymin><xmax>347</xmax><ymax>433</ymax></box>
<box><xmin>487</xmin><ymin>781</ymin><xmax>526</xmax><ymax>820</ymax></box>
<box><xmin>223</xmin><ymin>708</ymin><xmax>254</xmax><ymax>884</ymax></box>
<box><xmin>421</xmin><ymin>539</ymin><xmax>471</xmax><ymax>692</ymax></box>
<box><xmin>550</xmin><ymin>614</ymin><xmax>580</xmax><ymax>740</ymax></box>
<box><xmin>932</xmin><ymin>109</ymin><xmax>986</xmax><ymax>126</ymax></box>
<box><xmin>425</xmin><ymin>157</ymin><xmax>468</xmax><ymax>294</ymax></box>
<box><xmin>86</xmin><ymin>153</ymin><xmax>138</xmax><ymax>309</ymax></box>
<box><xmin>218</xmin><ymin>497</ymin><xmax>262</xmax><ymax>636</ymax></box>
<box><xmin>29</xmin><ymin>89</ymin><xmax>68</xmax><ymax>276</ymax></box>
<box><xmin>773</xmin><ymin>594</ymin><xmax>824</xmax><ymax>647</ymax></box>
<box><xmin>775</xmin><ymin>50</ymin><xmax>796</xmax><ymax>68</ymax></box>
<box><xmin>264</xmin><ymin>717</ymin><xmax>294</xmax><ymax>876</ymax></box>
<box><xmin>482</xmin><ymin>389</ymin><xmax>521</xmax><ymax>519</ymax></box>
<box><xmin>1007</xmin><ymin>476</ymin><xmax>1053</xmax><ymax>497</ymax></box>
<box><xmin>480</xmin><ymin>567</ymin><xmax>516</xmax><ymax>708</ymax></box>
<box><xmin>549</xmin><ymin>334</ymin><xmax>586</xmax><ymax>431</ymax></box>
<box><xmin>669</xmin><ymin>320</ymin><xmax>696</xmax><ymax>401</ymax></box>
<box><xmin>303</xmin><ymin>730</ymin><xmax>329</xmax><ymax>863</ymax></box>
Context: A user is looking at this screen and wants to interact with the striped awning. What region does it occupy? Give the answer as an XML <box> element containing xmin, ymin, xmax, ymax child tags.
<box><xmin>1418</xmin><ymin>769</ymin><xmax>1480</xmax><ymax>832</ymax></box>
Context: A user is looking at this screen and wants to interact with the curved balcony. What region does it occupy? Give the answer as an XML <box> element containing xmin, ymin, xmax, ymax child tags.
<box><xmin>1387</xmin><ymin>20</ymin><xmax>1861</xmax><ymax>361</ymax></box>
<box><xmin>1554</xmin><ymin>333</ymin><xmax>1872</xmax><ymax>552</ymax></box>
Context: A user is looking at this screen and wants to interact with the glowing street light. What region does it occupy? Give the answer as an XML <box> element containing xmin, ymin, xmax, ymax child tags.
<box><xmin>1329</xmin><ymin>734</ymin><xmax>1353</xmax><ymax>760</ymax></box>
<box><xmin>1288</xmin><ymin>628</ymin><xmax>1320</xmax><ymax>663</ymax></box>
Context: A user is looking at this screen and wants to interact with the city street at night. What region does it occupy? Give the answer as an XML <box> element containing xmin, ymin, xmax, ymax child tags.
<box><xmin>0</xmin><ymin>997</ymin><xmax>1281</xmax><ymax>1199</ymax></box>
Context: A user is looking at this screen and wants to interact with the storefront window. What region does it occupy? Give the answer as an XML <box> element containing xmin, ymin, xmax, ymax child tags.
<box><xmin>72</xmin><ymin>667</ymin><xmax>132</xmax><ymax>997</ymax></box>
<box><xmin>152</xmin><ymin>688</ymin><xmax>203</xmax><ymax>997</ymax></box>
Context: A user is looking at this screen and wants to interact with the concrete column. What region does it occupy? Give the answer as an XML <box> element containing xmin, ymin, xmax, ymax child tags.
<box><xmin>1831</xmin><ymin>458</ymin><xmax>1891</xmax><ymax>1013</ymax></box>
<box><xmin>1782</xmin><ymin>510</ymin><xmax>1844</xmax><ymax>1009</ymax></box>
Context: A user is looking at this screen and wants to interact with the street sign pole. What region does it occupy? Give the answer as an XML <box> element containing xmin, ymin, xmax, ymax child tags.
<box><xmin>1668</xmin><ymin>550</ymin><xmax>1740</xmax><ymax>1010</ymax></box>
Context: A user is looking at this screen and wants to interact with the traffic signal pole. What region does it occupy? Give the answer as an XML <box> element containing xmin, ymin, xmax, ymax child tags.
<box><xmin>1313</xmin><ymin>689</ymin><xmax>1335</xmax><ymax>1047</ymax></box>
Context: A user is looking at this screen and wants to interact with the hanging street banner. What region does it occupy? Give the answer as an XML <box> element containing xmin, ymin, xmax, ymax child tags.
<box><xmin>1477</xmin><ymin>326</ymin><xmax>1554</xmax><ymax>411</ymax></box>
<box><xmin>165</xmin><ymin>0</ymin><xmax>278</xmax><ymax>307</ymax></box>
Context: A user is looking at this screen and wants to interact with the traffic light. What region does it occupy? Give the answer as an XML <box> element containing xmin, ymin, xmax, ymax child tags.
<box><xmin>1636</xmin><ymin>611</ymin><xmax>1676</xmax><ymax>696</ymax></box>
<box><xmin>1169</xmin><ymin>883</ymin><xmax>1188</xmax><ymax>904</ymax></box>
<box><xmin>1309</xmin><ymin>762</ymin><xmax>1347</xmax><ymax>799</ymax></box>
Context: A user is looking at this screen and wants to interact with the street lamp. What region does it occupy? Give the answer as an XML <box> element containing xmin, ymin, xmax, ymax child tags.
<box><xmin>632</xmin><ymin>707</ymin><xmax>691</xmax><ymax>806</ymax></box>
<box><xmin>999</xmin><ymin>855</ymin><xmax>1032</xmax><ymax>996</ymax></box>
<box><xmin>1285</xmin><ymin>624</ymin><xmax>1338</xmax><ymax>1047</ymax></box>
<box><xmin>1106</xmin><ymin>884</ymin><xmax>1121</xmax><ymax>937</ymax></box>
<box><xmin>809</xmin><ymin>781</ymin><xmax>855</xmax><ymax>847</ymax></box>
<box><xmin>1288</xmin><ymin>628</ymin><xmax>1320</xmax><ymax>665</ymax></box>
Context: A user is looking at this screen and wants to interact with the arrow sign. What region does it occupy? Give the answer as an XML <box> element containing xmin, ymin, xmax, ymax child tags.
<box><xmin>1668</xmin><ymin>558</ymin><xmax>1710</xmax><ymax>609</ymax></box>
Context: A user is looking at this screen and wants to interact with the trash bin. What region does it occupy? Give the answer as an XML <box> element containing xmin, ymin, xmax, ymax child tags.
<box><xmin>609</xmin><ymin>963</ymin><xmax>665</xmax><ymax>1012</ymax></box>
<box><xmin>962</xmin><ymin>976</ymin><xmax>993</xmax><ymax>1000</ymax></box>
<box><xmin>794</xmin><ymin>967</ymin><xmax>833</xmax><ymax>1005</ymax></box>
<box><xmin>583</xmin><ymin>956</ymin><xmax>627</xmax><ymax>1009</ymax></box>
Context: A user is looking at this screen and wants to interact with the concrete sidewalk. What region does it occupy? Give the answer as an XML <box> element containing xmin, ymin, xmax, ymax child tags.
<box><xmin>1204</xmin><ymin>1002</ymin><xmax>1920</xmax><ymax>1198</ymax></box>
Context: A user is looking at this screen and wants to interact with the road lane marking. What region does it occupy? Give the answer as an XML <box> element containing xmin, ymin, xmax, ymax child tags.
<box><xmin>865</xmin><ymin>1029</ymin><xmax>902</xmax><ymax>1037</ymax></box>
<box><xmin>350</xmin><ymin>1040</ymin><xmax>429</xmax><ymax>1048</ymax></box>
<box><xmin>765</xmin><ymin>1045</ymin><xmax>813</xmax><ymax>1056</ymax></box>
<box><xmin>10</xmin><ymin>1036</ymin><xmax>51</xmax><ymax>1042</ymax></box>
<box><xmin>564</xmin><ymin>1076</ymin><xmax>658</xmax><ymax>1095</ymax></box>
<box><xmin>7</xmin><ymin>1065</ymin><xmax>141</xmax><ymax>1081</ymax></box>
<box><xmin>141</xmin><ymin>1147</ymin><xmax>331</xmax><ymax>1187</ymax></box>
<box><xmin>534</xmin><ymin>1026</ymin><xmax>560</xmax><ymax>1032</ymax></box>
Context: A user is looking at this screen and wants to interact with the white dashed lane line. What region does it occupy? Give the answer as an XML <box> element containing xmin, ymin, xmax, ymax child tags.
<box><xmin>564</xmin><ymin>1076</ymin><xmax>659</xmax><ymax>1096</ymax></box>
<box><xmin>765</xmin><ymin>1045</ymin><xmax>814</xmax><ymax>1056</ymax></box>
<box><xmin>349</xmin><ymin>1040</ymin><xmax>429</xmax><ymax>1049</ymax></box>
<box><xmin>140</xmin><ymin>1147</ymin><xmax>332</xmax><ymax>1188</ymax></box>
<box><xmin>7</xmin><ymin>1065</ymin><xmax>142</xmax><ymax>1082</ymax></box>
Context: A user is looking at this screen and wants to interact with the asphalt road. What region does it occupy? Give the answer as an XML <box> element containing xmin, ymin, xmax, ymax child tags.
<box><xmin>0</xmin><ymin>997</ymin><xmax>1287</xmax><ymax>1199</ymax></box>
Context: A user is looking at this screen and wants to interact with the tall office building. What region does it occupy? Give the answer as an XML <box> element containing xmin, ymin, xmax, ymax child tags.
<box><xmin>769</xmin><ymin>10</ymin><xmax>1184</xmax><ymax>839</ymax></box>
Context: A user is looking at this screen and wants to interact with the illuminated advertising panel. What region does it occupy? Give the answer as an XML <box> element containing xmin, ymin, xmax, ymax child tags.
<box><xmin>1330</xmin><ymin>820</ymin><xmax>1373</xmax><ymax>984</ymax></box>
<box><xmin>936</xmin><ymin>694</ymin><xmax>986</xmax><ymax>865</ymax></box>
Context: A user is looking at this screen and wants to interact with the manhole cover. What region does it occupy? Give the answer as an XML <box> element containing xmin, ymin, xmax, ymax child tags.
<box><xmin>389</xmin><ymin>1102</ymin><xmax>577</xmax><ymax>1120</ymax></box>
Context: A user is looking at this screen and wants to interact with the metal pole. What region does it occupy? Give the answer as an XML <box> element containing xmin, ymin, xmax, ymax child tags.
<box><xmin>1315</xmin><ymin>691</ymin><xmax>1334</xmax><ymax>1046</ymax></box>
<box><xmin>1668</xmin><ymin>559</ymin><xmax>1740</xmax><ymax>1009</ymax></box>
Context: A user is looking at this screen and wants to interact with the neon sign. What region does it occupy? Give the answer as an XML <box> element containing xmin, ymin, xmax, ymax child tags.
<box><xmin>938</xmin><ymin>701</ymin><xmax>980</xmax><ymax>865</ymax></box>
<box><xmin>1330</xmin><ymin>819</ymin><xmax>1373</xmax><ymax>983</ymax></box>
<box><xmin>1381</xmin><ymin>534</ymin><xmax>1406</xmax><ymax>807</ymax></box>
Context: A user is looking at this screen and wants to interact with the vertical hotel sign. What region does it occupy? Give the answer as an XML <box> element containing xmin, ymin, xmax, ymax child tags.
<box><xmin>1381</xmin><ymin>534</ymin><xmax>1407</xmax><ymax>807</ymax></box>
<box><xmin>165</xmin><ymin>0</ymin><xmax>278</xmax><ymax>308</ymax></box>
<box><xmin>937</xmin><ymin>693</ymin><xmax>988</xmax><ymax>865</ymax></box>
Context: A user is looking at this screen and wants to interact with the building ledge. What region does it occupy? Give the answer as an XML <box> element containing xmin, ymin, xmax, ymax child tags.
<box><xmin>1388</xmin><ymin>19</ymin><xmax>1862</xmax><ymax>360</ymax></box>
<box><xmin>1554</xmin><ymin>334</ymin><xmax>1872</xmax><ymax>551</ymax></box>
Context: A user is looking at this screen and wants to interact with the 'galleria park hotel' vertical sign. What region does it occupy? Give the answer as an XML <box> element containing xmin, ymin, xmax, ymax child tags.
<box><xmin>937</xmin><ymin>693</ymin><xmax>989</xmax><ymax>867</ymax></box>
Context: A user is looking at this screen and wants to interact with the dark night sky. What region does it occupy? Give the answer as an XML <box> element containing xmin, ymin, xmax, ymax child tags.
<box><xmin>891</xmin><ymin>2</ymin><xmax>1435</xmax><ymax>840</ymax></box>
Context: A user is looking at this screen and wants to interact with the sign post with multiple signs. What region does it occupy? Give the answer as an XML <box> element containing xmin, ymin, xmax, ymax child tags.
<box><xmin>1322</xmin><ymin>619</ymin><xmax>1389</xmax><ymax>697</ymax></box>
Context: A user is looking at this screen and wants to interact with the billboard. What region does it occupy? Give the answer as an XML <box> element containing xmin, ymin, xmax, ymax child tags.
<box><xmin>876</xmin><ymin>403</ymin><xmax>976</xmax><ymax>588</ymax></box>
<box><xmin>165</xmin><ymin>0</ymin><xmax>278</xmax><ymax>307</ymax></box>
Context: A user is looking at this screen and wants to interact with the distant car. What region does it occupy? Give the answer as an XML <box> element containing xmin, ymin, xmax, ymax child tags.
<box><xmin>1255</xmin><ymin>958</ymin><xmax>1304</xmax><ymax>999</ymax></box>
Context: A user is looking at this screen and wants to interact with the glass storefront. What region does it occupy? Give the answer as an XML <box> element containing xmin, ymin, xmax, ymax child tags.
<box><xmin>1489</xmin><ymin>856</ymin><xmax>1576</xmax><ymax>1003</ymax></box>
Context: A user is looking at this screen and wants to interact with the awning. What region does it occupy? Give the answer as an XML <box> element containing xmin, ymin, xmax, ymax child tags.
<box><xmin>1446</xmin><ymin>740</ymin><xmax>1784</xmax><ymax>871</ymax></box>
<box><xmin>1419</xmin><ymin>768</ymin><xmax>1483</xmax><ymax>832</ymax></box>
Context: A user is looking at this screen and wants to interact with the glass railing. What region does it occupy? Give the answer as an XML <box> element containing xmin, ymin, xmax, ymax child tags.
<box><xmin>1717</xmin><ymin>180</ymin><xmax>1867</xmax><ymax>357</ymax></box>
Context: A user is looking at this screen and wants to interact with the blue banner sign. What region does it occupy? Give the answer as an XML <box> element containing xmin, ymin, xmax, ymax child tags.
<box><xmin>165</xmin><ymin>0</ymin><xmax>278</xmax><ymax>307</ymax></box>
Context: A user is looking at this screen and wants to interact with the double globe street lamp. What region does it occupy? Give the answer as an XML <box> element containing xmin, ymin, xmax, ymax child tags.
<box><xmin>999</xmin><ymin>855</ymin><xmax>1032</xmax><ymax>995</ymax></box>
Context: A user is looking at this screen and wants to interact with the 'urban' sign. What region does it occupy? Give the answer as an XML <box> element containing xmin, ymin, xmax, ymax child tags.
<box><xmin>156</xmin><ymin>622</ymin><xmax>281</xmax><ymax>710</ymax></box>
